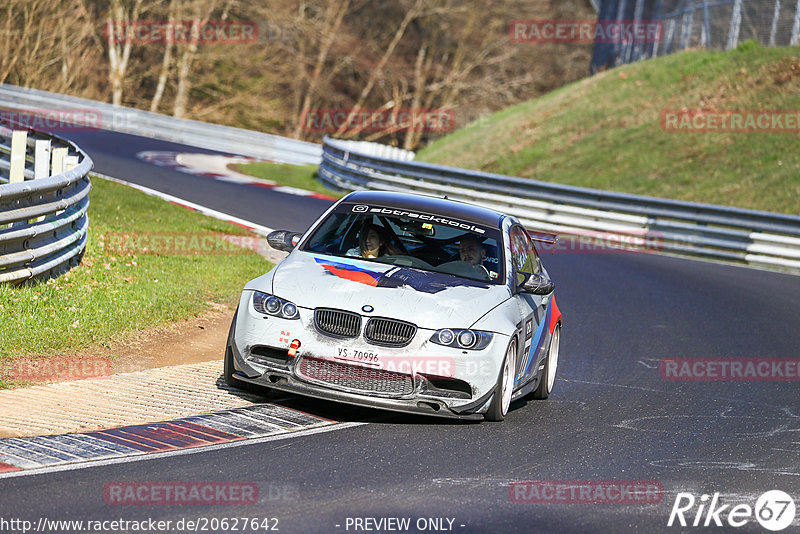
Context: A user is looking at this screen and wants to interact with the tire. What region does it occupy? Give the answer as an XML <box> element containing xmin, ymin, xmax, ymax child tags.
<box><xmin>484</xmin><ymin>338</ymin><xmax>517</xmax><ymax>422</ymax></box>
<box><xmin>531</xmin><ymin>324</ymin><xmax>560</xmax><ymax>400</ymax></box>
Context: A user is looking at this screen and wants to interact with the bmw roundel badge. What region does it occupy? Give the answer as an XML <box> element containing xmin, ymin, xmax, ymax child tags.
<box><xmin>362</xmin><ymin>305</ymin><xmax>374</xmax><ymax>313</ymax></box>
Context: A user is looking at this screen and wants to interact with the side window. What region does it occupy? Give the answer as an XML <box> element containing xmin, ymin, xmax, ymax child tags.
<box><xmin>509</xmin><ymin>226</ymin><xmax>541</xmax><ymax>286</ymax></box>
<box><xmin>527</xmin><ymin>233</ymin><xmax>542</xmax><ymax>275</ymax></box>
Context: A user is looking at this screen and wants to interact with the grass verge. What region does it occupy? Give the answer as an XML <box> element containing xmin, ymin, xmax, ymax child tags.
<box><xmin>417</xmin><ymin>43</ymin><xmax>800</xmax><ymax>215</ymax></box>
<box><xmin>0</xmin><ymin>177</ymin><xmax>272</xmax><ymax>385</ymax></box>
<box><xmin>233</xmin><ymin>162</ymin><xmax>345</xmax><ymax>198</ymax></box>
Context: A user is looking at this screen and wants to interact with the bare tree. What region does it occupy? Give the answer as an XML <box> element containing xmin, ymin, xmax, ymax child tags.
<box><xmin>173</xmin><ymin>0</ymin><xmax>224</xmax><ymax>118</ymax></box>
<box><xmin>106</xmin><ymin>0</ymin><xmax>144</xmax><ymax>106</ymax></box>
<box><xmin>0</xmin><ymin>0</ymin><xmax>594</xmax><ymax>147</ymax></box>
<box><xmin>0</xmin><ymin>1</ymin><xmax>103</xmax><ymax>98</ymax></box>
<box><xmin>150</xmin><ymin>0</ymin><xmax>177</xmax><ymax>112</ymax></box>
<box><xmin>332</xmin><ymin>0</ymin><xmax>423</xmax><ymax>138</ymax></box>
<box><xmin>292</xmin><ymin>0</ymin><xmax>351</xmax><ymax>138</ymax></box>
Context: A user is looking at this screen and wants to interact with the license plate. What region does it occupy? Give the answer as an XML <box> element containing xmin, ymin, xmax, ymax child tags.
<box><xmin>335</xmin><ymin>346</ymin><xmax>380</xmax><ymax>366</ymax></box>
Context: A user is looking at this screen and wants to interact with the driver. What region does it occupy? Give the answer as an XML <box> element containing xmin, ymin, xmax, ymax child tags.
<box><xmin>346</xmin><ymin>222</ymin><xmax>396</xmax><ymax>258</ymax></box>
<box><xmin>459</xmin><ymin>235</ymin><xmax>486</xmax><ymax>266</ymax></box>
<box><xmin>457</xmin><ymin>235</ymin><xmax>490</xmax><ymax>279</ymax></box>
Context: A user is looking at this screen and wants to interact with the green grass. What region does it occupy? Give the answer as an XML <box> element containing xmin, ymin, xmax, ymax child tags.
<box><xmin>0</xmin><ymin>177</ymin><xmax>272</xmax><ymax>374</ymax></box>
<box><xmin>417</xmin><ymin>44</ymin><xmax>800</xmax><ymax>215</ymax></box>
<box><xmin>233</xmin><ymin>162</ymin><xmax>345</xmax><ymax>198</ymax></box>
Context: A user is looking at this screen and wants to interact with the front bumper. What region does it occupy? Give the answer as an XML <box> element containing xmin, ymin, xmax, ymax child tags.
<box><xmin>230</xmin><ymin>363</ymin><xmax>490</xmax><ymax>420</ymax></box>
<box><xmin>229</xmin><ymin>292</ymin><xmax>507</xmax><ymax>420</ymax></box>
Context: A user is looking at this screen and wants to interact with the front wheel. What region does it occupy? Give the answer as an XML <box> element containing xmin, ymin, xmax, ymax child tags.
<box><xmin>531</xmin><ymin>324</ymin><xmax>560</xmax><ymax>400</ymax></box>
<box><xmin>484</xmin><ymin>338</ymin><xmax>517</xmax><ymax>422</ymax></box>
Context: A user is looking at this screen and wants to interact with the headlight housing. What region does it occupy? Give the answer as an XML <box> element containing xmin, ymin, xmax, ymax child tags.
<box><xmin>252</xmin><ymin>291</ymin><xmax>300</xmax><ymax>319</ymax></box>
<box><xmin>430</xmin><ymin>329</ymin><xmax>492</xmax><ymax>350</ymax></box>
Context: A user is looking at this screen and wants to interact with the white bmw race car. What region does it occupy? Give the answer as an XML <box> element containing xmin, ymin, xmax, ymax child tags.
<box><xmin>225</xmin><ymin>191</ymin><xmax>562</xmax><ymax>421</ymax></box>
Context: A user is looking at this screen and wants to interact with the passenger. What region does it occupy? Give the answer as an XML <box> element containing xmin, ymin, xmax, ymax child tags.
<box><xmin>346</xmin><ymin>222</ymin><xmax>396</xmax><ymax>258</ymax></box>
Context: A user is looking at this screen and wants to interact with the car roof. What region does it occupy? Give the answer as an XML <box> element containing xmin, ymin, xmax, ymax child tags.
<box><xmin>340</xmin><ymin>191</ymin><xmax>507</xmax><ymax>229</ymax></box>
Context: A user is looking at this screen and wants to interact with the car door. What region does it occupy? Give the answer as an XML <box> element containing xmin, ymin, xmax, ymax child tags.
<box><xmin>509</xmin><ymin>226</ymin><xmax>548</xmax><ymax>386</ymax></box>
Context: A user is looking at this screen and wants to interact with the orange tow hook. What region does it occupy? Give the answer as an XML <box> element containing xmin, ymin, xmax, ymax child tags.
<box><xmin>288</xmin><ymin>339</ymin><xmax>301</xmax><ymax>357</ymax></box>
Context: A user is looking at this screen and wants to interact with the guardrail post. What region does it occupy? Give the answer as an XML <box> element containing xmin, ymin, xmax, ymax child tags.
<box><xmin>51</xmin><ymin>147</ymin><xmax>68</xmax><ymax>175</ymax></box>
<box><xmin>64</xmin><ymin>155</ymin><xmax>79</xmax><ymax>171</ymax></box>
<box><xmin>34</xmin><ymin>139</ymin><xmax>52</xmax><ymax>179</ymax></box>
<box><xmin>32</xmin><ymin>140</ymin><xmax>53</xmax><ymax>223</ymax></box>
<box><xmin>56</xmin><ymin>152</ymin><xmax>79</xmax><ymax>216</ymax></box>
<box><xmin>9</xmin><ymin>131</ymin><xmax>27</xmax><ymax>183</ymax></box>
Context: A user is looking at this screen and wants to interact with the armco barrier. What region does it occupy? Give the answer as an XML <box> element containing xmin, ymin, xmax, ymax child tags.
<box><xmin>0</xmin><ymin>84</ymin><xmax>321</xmax><ymax>165</ymax></box>
<box><xmin>319</xmin><ymin>137</ymin><xmax>800</xmax><ymax>272</ymax></box>
<box><xmin>0</xmin><ymin>121</ymin><xmax>92</xmax><ymax>284</ymax></box>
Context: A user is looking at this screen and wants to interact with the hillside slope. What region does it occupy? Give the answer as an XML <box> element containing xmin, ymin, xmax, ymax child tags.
<box><xmin>417</xmin><ymin>44</ymin><xmax>800</xmax><ymax>214</ymax></box>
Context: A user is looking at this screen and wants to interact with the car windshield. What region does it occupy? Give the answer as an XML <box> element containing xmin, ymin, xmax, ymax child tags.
<box><xmin>301</xmin><ymin>203</ymin><xmax>505</xmax><ymax>284</ymax></box>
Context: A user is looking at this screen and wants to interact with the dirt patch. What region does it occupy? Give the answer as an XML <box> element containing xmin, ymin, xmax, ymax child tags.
<box><xmin>2</xmin><ymin>306</ymin><xmax>236</xmax><ymax>388</ymax></box>
<box><xmin>106</xmin><ymin>305</ymin><xmax>235</xmax><ymax>374</ymax></box>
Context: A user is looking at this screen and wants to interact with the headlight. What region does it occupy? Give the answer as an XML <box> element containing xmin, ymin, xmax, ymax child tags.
<box><xmin>282</xmin><ymin>302</ymin><xmax>298</xmax><ymax>319</ymax></box>
<box><xmin>458</xmin><ymin>330</ymin><xmax>476</xmax><ymax>348</ymax></box>
<box><xmin>265</xmin><ymin>297</ymin><xmax>281</xmax><ymax>314</ymax></box>
<box><xmin>438</xmin><ymin>329</ymin><xmax>455</xmax><ymax>345</ymax></box>
<box><xmin>430</xmin><ymin>329</ymin><xmax>492</xmax><ymax>350</ymax></box>
<box><xmin>252</xmin><ymin>291</ymin><xmax>300</xmax><ymax>320</ymax></box>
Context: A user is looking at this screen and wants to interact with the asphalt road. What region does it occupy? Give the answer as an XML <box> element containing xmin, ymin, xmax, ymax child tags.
<box><xmin>1</xmin><ymin>130</ymin><xmax>798</xmax><ymax>534</ymax></box>
<box><xmin>64</xmin><ymin>129</ymin><xmax>332</xmax><ymax>232</ymax></box>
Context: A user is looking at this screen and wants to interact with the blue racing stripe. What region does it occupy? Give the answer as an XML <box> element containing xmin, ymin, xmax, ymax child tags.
<box><xmin>522</xmin><ymin>304</ymin><xmax>551</xmax><ymax>380</ymax></box>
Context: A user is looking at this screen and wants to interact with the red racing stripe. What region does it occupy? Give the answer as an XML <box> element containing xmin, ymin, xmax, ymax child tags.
<box><xmin>321</xmin><ymin>265</ymin><xmax>380</xmax><ymax>286</ymax></box>
<box><xmin>549</xmin><ymin>294</ymin><xmax>562</xmax><ymax>334</ymax></box>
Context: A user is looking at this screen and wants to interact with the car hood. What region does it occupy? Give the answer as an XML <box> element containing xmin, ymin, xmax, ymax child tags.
<box><xmin>250</xmin><ymin>252</ymin><xmax>511</xmax><ymax>330</ymax></box>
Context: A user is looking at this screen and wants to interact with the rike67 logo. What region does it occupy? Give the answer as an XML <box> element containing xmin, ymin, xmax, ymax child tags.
<box><xmin>668</xmin><ymin>490</ymin><xmax>796</xmax><ymax>531</ymax></box>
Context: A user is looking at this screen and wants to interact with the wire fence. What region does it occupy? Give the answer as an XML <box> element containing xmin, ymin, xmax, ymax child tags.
<box><xmin>591</xmin><ymin>0</ymin><xmax>800</xmax><ymax>71</ymax></box>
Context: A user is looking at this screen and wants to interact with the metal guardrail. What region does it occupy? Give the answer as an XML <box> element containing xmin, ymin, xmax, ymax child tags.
<box><xmin>319</xmin><ymin>136</ymin><xmax>800</xmax><ymax>272</ymax></box>
<box><xmin>0</xmin><ymin>84</ymin><xmax>322</xmax><ymax>166</ymax></box>
<box><xmin>0</xmin><ymin>121</ymin><xmax>93</xmax><ymax>284</ymax></box>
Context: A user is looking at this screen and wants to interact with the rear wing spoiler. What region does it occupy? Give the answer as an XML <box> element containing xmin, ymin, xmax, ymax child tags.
<box><xmin>526</xmin><ymin>230</ymin><xmax>558</xmax><ymax>246</ymax></box>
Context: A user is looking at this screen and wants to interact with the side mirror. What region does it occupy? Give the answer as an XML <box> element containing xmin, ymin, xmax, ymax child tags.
<box><xmin>267</xmin><ymin>230</ymin><xmax>303</xmax><ymax>252</ymax></box>
<box><xmin>519</xmin><ymin>272</ymin><xmax>555</xmax><ymax>295</ymax></box>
